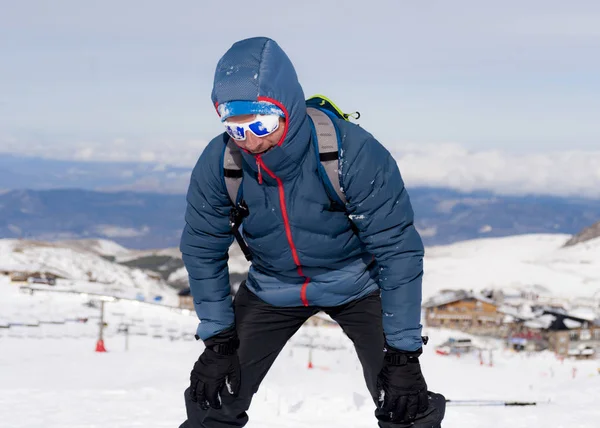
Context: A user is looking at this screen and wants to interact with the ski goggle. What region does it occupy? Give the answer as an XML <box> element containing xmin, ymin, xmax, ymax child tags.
<box><xmin>223</xmin><ymin>114</ymin><xmax>280</xmax><ymax>141</ymax></box>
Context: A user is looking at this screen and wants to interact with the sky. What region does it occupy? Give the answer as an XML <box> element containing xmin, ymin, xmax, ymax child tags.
<box><xmin>1</xmin><ymin>0</ymin><xmax>599</xmax><ymax>195</ymax></box>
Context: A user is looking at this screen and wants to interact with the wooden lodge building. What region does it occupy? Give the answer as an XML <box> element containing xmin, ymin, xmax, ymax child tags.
<box><xmin>5</xmin><ymin>269</ymin><xmax>63</xmax><ymax>285</ymax></box>
<box><xmin>509</xmin><ymin>309</ymin><xmax>600</xmax><ymax>358</ymax></box>
<box><xmin>423</xmin><ymin>290</ymin><xmax>504</xmax><ymax>335</ymax></box>
<box><xmin>424</xmin><ymin>290</ymin><xmax>600</xmax><ymax>358</ymax></box>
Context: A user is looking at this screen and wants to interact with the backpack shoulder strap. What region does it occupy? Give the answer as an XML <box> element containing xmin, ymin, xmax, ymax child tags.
<box><xmin>223</xmin><ymin>137</ymin><xmax>253</xmax><ymax>261</ymax></box>
<box><xmin>223</xmin><ymin>138</ymin><xmax>243</xmax><ymax>204</ymax></box>
<box><xmin>306</xmin><ymin>107</ymin><xmax>347</xmax><ymax>206</ymax></box>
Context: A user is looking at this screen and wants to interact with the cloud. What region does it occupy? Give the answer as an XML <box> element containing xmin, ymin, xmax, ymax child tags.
<box><xmin>2</xmin><ymin>134</ymin><xmax>600</xmax><ymax>198</ymax></box>
<box><xmin>74</xmin><ymin>147</ymin><xmax>95</xmax><ymax>160</ymax></box>
<box><xmin>97</xmin><ymin>175</ymin><xmax>191</xmax><ymax>194</ymax></box>
<box><xmin>93</xmin><ymin>225</ymin><xmax>150</xmax><ymax>238</ymax></box>
<box><xmin>392</xmin><ymin>143</ymin><xmax>600</xmax><ymax>198</ymax></box>
<box><xmin>0</xmin><ymin>135</ymin><xmax>209</xmax><ymax>167</ymax></box>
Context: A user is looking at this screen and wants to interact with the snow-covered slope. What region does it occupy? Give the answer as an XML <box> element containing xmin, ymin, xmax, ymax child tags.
<box><xmin>169</xmin><ymin>233</ymin><xmax>600</xmax><ymax>301</ymax></box>
<box><xmin>0</xmin><ymin>239</ymin><xmax>177</xmax><ymax>303</ymax></box>
<box><xmin>57</xmin><ymin>238</ymin><xmax>132</xmax><ymax>258</ymax></box>
<box><xmin>167</xmin><ymin>244</ymin><xmax>251</xmax><ymax>285</ymax></box>
<box><xmin>424</xmin><ymin>234</ymin><xmax>600</xmax><ymax>300</ymax></box>
<box><xmin>113</xmin><ymin>242</ymin><xmax>250</xmax><ymax>287</ymax></box>
<box><xmin>4</xmin><ymin>232</ymin><xmax>599</xmax><ymax>305</ymax></box>
<box><xmin>0</xmin><ymin>274</ymin><xmax>192</xmax><ymax>334</ymax></box>
<box><xmin>1</xmin><ymin>273</ymin><xmax>599</xmax><ymax>428</ymax></box>
<box><xmin>115</xmin><ymin>246</ymin><xmax>182</xmax><ymax>263</ymax></box>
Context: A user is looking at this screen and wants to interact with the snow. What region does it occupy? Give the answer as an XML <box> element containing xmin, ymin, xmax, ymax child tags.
<box><xmin>1</xmin><ymin>234</ymin><xmax>599</xmax><ymax>426</ymax></box>
<box><xmin>93</xmin><ymin>224</ymin><xmax>150</xmax><ymax>238</ymax></box>
<box><xmin>424</xmin><ymin>234</ymin><xmax>600</xmax><ymax>300</ymax></box>
<box><xmin>167</xmin><ymin>245</ymin><xmax>250</xmax><ymax>284</ymax></box>
<box><xmin>348</xmin><ymin>214</ymin><xmax>366</xmax><ymax>221</ymax></box>
<box><xmin>114</xmin><ymin>246</ymin><xmax>182</xmax><ymax>263</ymax></box>
<box><xmin>57</xmin><ymin>239</ymin><xmax>132</xmax><ymax>258</ymax></box>
<box><xmin>524</xmin><ymin>314</ymin><xmax>556</xmax><ymax>330</ymax></box>
<box><xmin>424</xmin><ymin>290</ymin><xmax>495</xmax><ymax>308</ymax></box>
<box><xmin>1</xmin><ymin>276</ymin><xmax>600</xmax><ymax>427</ymax></box>
<box><xmin>569</xmin><ymin>307</ymin><xmax>599</xmax><ymax>322</ymax></box>
<box><xmin>0</xmin><ymin>239</ymin><xmax>178</xmax><ymax>305</ymax></box>
<box><xmin>479</xmin><ymin>225</ymin><xmax>492</xmax><ymax>233</ymax></box>
<box><xmin>564</xmin><ymin>319</ymin><xmax>583</xmax><ymax>329</ymax></box>
<box><xmin>168</xmin><ymin>266</ymin><xmax>189</xmax><ymax>283</ymax></box>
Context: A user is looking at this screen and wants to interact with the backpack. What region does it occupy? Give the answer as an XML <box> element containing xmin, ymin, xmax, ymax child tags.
<box><xmin>223</xmin><ymin>95</ymin><xmax>360</xmax><ymax>261</ymax></box>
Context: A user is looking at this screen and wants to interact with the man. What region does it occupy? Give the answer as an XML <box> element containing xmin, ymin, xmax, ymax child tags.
<box><xmin>179</xmin><ymin>37</ymin><xmax>444</xmax><ymax>427</ymax></box>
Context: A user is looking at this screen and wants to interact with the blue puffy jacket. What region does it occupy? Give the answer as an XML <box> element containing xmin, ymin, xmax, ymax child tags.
<box><xmin>180</xmin><ymin>37</ymin><xmax>424</xmax><ymax>351</ymax></box>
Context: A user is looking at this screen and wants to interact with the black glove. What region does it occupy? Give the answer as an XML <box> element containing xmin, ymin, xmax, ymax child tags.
<box><xmin>190</xmin><ymin>329</ymin><xmax>241</xmax><ymax>410</ymax></box>
<box><xmin>377</xmin><ymin>344</ymin><xmax>428</xmax><ymax>423</ymax></box>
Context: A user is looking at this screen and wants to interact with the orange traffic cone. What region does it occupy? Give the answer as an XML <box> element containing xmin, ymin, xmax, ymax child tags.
<box><xmin>95</xmin><ymin>339</ymin><xmax>107</xmax><ymax>352</ymax></box>
<box><xmin>308</xmin><ymin>360</ymin><xmax>314</xmax><ymax>369</ymax></box>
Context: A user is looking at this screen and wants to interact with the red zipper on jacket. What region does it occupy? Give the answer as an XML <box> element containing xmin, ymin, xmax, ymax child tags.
<box><xmin>256</xmin><ymin>158</ymin><xmax>263</xmax><ymax>184</ymax></box>
<box><xmin>255</xmin><ymin>155</ymin><xmax>311</xmax><ymax>306</ymax></box>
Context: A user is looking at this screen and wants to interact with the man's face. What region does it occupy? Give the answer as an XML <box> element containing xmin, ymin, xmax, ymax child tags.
<box><xmin>227</xmin><ymin>114</ymin><xmax>286</xmax><ymax>155</ymax></box>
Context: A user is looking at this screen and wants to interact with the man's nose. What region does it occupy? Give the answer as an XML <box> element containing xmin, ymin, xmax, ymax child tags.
<box><xmin>245</xmin><ymin>133</ymin><xmax>260</xmax><ymax>147</ymax></box>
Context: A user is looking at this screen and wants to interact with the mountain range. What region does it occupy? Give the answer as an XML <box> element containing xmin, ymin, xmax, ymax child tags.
<box><xmin>0</xmin><ymin>153</ymin><xmax>190</xmax><ymax>194</ymax></box>
<box><xmin>1</xmin><ymin>187</ymin><xmax>599</xmax><ymax>249</ymax></box>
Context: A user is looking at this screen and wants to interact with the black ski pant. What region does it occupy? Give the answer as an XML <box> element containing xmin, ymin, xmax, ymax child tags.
<box><xmin>180</xmin><ymin>282</ymin><xmax>397</xmax><ymax>427</ymax></box>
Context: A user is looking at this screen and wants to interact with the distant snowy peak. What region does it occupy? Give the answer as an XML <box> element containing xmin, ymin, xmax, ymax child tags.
<box><xmin>564</xmin><ymin>220</ymin><xmax>600</xmax><ymax>247</ymax></box>
<box><xmin>57</xmin><ymin>239</ymin><xmax>133</xmax><ymax>258</ymax></box>
<box><xmin>115</xmin><ymin>246</ymin><xmax>182</xmax><ymax>263</ymax></box>
<box><xmin>0</xmin><ymin>239</ymin><xmax>177</xmax><ymax>301</ymax></box>
<box><xmin>166</xmin><ymin>244</ymin><xmax>250</xmax><ymax>286</ymax></box>
<box><xmin>2</xmin><ymin>238</ymin><xmax>132</xmax><ymax>259</ymax></box>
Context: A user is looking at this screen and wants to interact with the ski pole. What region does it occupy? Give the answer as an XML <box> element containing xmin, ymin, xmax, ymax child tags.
<box><xmin>445</xmin><ymin>399</ymin><xmax>537</xmax><ymax>407</ymax></box>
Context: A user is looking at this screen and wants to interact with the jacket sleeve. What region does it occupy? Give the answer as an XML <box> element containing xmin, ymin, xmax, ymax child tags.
<box><xmin>341</xmin><ymin>133</ymin><xmax>424</xmax><ymax>352</ymax></box>
<box><xmin>179</xmin><ymin>139</ymin><xmax>235</xmax><ymax>341</ymax></box>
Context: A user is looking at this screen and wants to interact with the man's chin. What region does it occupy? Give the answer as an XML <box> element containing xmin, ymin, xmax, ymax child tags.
<box><xmin>249</xmin><ymin>146</ymin><xmax>272</xmax><ymax>155</ymax></box>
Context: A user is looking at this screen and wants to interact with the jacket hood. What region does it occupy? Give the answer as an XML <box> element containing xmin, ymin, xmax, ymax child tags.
<box><xmin>211</xmin><ymin>37</ymin><xmax>311</xmax><ymax>180</ymax></box>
